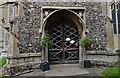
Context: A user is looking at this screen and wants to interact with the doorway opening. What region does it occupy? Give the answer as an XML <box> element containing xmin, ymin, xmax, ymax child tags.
<box><xmin>44</xmin><ymin>9</ymin><xmax>84</xmax><ymax>64</ymax></box>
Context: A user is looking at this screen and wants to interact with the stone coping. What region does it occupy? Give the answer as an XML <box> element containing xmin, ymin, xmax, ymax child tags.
<box><xmin>86</xmin><ymin>51</ymin><xmax>118</xmax><ymax>56</ymax></box>
<box><xmin>7</xmin><ymin>53</ymin><xmax>42</xmax><ymax>59</ymax></box>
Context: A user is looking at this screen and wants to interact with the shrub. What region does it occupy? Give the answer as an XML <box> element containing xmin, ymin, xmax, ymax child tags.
<box><xmin>39</xmin><ymin>33</ymin><xmax>52</xmax><ymax>49</ymax></box>
<box><xmin>116</xmin><ymin>50</ymin><xmax>120</xmax><ymax>56</ymax></box>
<box><xmin>0</xmin><ymin>58</ymin><xmax>7</xmax><ymax>68</ymax></box>
<box><xmin>80</xmin><ymin>37</ymin><xmax>92</xmax><ymax>60</ymax></box>
<box><xmin>80</xmin><ymin>37</ymin><xmax>92</xmax><ymax>48</ymax></box>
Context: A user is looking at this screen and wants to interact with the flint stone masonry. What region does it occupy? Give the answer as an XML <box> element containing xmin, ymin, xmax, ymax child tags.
<box><xmin>17</xmin><ymin>2</ymin><xmax>107</xmax><ymax>53</ymax></box>
<box><xmin>3</xmin><ymin>1</ymin><xmax>117</xmax><ymax>76</ymax></box>
<box><xmin>86</xmin><ymin>51</ymin><xmax>118</xmax><ymax>66</ymax></box>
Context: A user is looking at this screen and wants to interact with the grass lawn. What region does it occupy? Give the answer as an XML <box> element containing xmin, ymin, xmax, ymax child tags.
<box><xmin>102</xmin><ymin>65</ymin><xmax>120</xmax><ymax>78</ymax></box>
<box><xmin>0</xmin><ymin>58</ymin><xmax>7</xmax><ymax>68</ymax></box>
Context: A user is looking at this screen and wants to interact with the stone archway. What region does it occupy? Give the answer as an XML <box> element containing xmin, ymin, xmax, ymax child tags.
<box><xmin>43</xmin><ymin>9</ymin><xmax>85</xmax><ymax>64</ymax></box>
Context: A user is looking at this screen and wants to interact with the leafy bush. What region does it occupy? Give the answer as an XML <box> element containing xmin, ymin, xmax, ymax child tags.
<box><xmin>0</xmin><ymin>58</ymin><xmax>7</xmax><ymax>68</ymax></box>
<box><xmin>39</xmin><ymin>33</ymin><xmax>52</xmax><ymax>48</ymax></box>
<box><xmin>80</xmin><ymin>37</ymin><xmax>92</xmax><ymax>48</ymax></box>
<box><xmin>80</xmin><ymin>37</ymin><xmax>92</xmax><ymax>60</ymax></box>
<box><xmin>116</xmin><ymin>50</ymin><xmax>120</xmax><ymax>56</ymax></box>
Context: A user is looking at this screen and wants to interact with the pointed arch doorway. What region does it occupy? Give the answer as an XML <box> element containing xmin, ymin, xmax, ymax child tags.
<box><xmin>44</xmin><ymin>9</ymin><xmax>84</xmax><ymax>64</ymax></box>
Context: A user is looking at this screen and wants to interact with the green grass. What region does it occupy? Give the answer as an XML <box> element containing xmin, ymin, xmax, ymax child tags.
<box><xmin>0</xmin><ymin>58</ymin><xmax>7</xmax><ymax>68</ymax></box>
<box><xmin>102</xmin><ymin>65</ymin><xmax>120</xmax><ymax>78</ymax></box>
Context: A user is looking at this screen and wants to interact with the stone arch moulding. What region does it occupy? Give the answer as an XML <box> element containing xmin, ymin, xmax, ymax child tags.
<box><xmin>41</xmin><ymin>6</ymin><xmax>86</xmax><ymax>37</ymax></box>
<box><xmin>41</xmin><ymin>6</ymin><xmax>86</xmax><ymax>63</ymax></box>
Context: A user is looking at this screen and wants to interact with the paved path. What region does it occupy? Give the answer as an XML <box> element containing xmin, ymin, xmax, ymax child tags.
<box><xmin>12</xmin><ymin>64</ymin><xmax>107</xmax><ymax>78</ymax></box>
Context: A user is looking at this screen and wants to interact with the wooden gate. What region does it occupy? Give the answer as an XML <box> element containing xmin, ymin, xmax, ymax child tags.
<box><xmin>48</xmin><ymin>17</ymin><xmax>80</xmax><ymax>64</ymax></box>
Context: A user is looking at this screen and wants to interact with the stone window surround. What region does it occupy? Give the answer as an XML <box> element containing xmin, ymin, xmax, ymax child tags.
<box><xmin>111</xmin><ymin>2</ymin><xmax>120</xmax><ymax>34</ymax></box>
